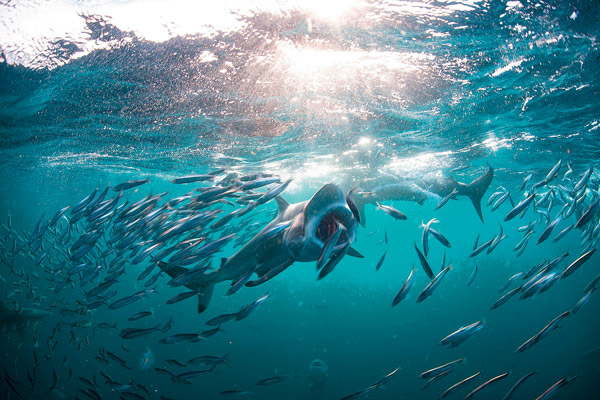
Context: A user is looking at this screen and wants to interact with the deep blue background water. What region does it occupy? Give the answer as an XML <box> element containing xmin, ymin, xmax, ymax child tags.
<box><xmin>1</xmin><ymin>0</ymin><xmax>599</xmax><ymax>399</ymax></box>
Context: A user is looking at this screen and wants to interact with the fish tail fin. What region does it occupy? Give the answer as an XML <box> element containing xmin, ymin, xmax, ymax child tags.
<box><xmin>222</xmin><ymin>352</ymin><xmax>231</xmax><ymax>366</ymax></box>
<box><xmin>463</xmin><ymin>165</ymin><xmax>494</xmax><ymax>223</ymax></box>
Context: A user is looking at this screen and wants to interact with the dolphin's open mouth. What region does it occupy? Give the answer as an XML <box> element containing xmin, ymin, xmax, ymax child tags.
<box><xmin>282</xmin><ymin>183</ymin><xmax>359</xmax><ymax>262</ymax></box>
<box><xmin>316</xmin><ymin>212</ymin><xmax>343</xmax><ymax>242</ymax></box>
<box><xmin>315</xmin><ymin>206</ymin><xmax>356</xmax><ymax>247</ymax></box>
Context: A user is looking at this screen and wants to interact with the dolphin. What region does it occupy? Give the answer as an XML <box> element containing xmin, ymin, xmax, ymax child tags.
<box><xmin>159</xmin><ymin>183</ymin><xmax>360</xmax><ymax>313</ymax></box>
<box><xmin>0</xmin><ymin>302</ymin><xmax>51</xmax><ymax>336</ymax></box>
<box><xmin>352</xmin><ymin>165</ymin><xmax>494</xmax><ymax>225</ymax></box>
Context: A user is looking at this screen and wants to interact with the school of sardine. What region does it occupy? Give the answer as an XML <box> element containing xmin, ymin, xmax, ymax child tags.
<box><xmin>0</xmin><ymin>161</ymin><xmax>598</xmax><ymax>399</ymax></box>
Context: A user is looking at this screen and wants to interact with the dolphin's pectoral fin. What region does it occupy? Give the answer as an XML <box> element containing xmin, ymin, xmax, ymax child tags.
<box><xmin>252</xmin><ymin>235</ymin><xmax>295</xmax><ymax>278</ymax></box>
<box><xmin>226</xmin><ymin>267</ymin><xmax>255</xmax><ymax>296</ymax></box>
<box><xmin>246</xmin><ymin>260</ymin><xmax>293</xmax><ymax>287</ymax></box>
<box><xmin>253</xmin><ymin>250</ymin><xmax>292</xmax><ymax>277</ymax></box>
<box><xmin>347</xmin><ymin>247</ymin><xmax>364</xmax><ymax>258</ymax></box>
<box><xmin>254</xmin><ymin>262</ymin><xmax>272</xmax><ymax>278</ymax></box>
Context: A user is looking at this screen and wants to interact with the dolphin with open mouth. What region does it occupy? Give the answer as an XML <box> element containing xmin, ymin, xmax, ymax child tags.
<box><xmin>159</xmin><ymin>183</ymin><xmax>360</xmax><ymax>313</ymax></box>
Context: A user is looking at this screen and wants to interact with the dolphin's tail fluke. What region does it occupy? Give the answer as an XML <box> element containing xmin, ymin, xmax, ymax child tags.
<box><xmin>462</xmin><ymin>165</ymin><xmax>494</xmax><ymax>223</ymax></box>
<box><xmin>157</xmin><ymin>262</ymin><xmax>215</xmax><ymax>313</ymax></box>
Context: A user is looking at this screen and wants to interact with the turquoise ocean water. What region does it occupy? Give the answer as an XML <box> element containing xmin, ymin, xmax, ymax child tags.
<box><xmin>1</xmin><ymin>1</ymin><xmax>599</xmax><ymax>399</ymax></box>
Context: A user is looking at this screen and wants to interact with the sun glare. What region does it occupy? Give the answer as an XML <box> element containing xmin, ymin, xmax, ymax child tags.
<box><xmin>279</xmin><ymin>43</ymin><xmax>429</xmax><ymax>86</ymax></box>
<box><xmin>384</xmin><ymin>151</ymin><xmax>453</xmax><ymax>176</ymax></box>
<box><xmin>298</xmin><ymin>0</ymin><xmax>363</xmax><ymax>22</ymax></box>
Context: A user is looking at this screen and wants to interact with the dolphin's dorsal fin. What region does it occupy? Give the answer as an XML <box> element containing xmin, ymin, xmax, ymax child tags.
<box><xmin>275</xmin><ymin>196</ymin><xmax>289</xmax><ymax>215</ymax></box>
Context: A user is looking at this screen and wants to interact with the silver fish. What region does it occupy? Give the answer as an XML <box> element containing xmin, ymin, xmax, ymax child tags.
<box><xmin>520</xmin><ymin>174</ymin><xmax>532</xmax><ymax>191</ymax></box>
<box><xmin>537</xmin><ymin>215</ymin><xmax>562</xmax><ymax>244</ymax></box>
<box><xmin>417</xmin><ymin>266</ymin><xmax>452</xmax><ymax>303</ymax></box>
<box><xmin>375</xmin><ymin>252</ymin><xmax>386</xmax><ymax>271</ymax></box>
<box><xmin>465</xmin><ymin>372</ymin><xmax>510</xmax><ymax>399</ymax></box>
<box><xmin>419</xmin><ymin>359</ymin><xmax>464</xmax><ymax>379</ymax></box>
<box><xmin>440</xmin><ymin>320</ymin><xmax>484</xmax><ymax>347</ymax></box>
<box><xmin>574</xmin><ymin>166</ymin><xmax>593</xmax><ymax>193</ymax></box>
<box><xmin>468</xmin><ymin>262</ymin><xmax>478</xmax><ymax>287</ymax></box>
<box><xmin>441</xmin><ymin>371</ymin><xmax>481</xmax><ymax>399</ymax></box>
<box><xmin>376</xmin><ymin>202</ymin><xmax>407</xmax><ymax>220</ymax></box>
<box><xmin>414</xmin><ymin>242</ymin><xmax>434</xmax><ymax>280</ymax></box>
<box><xmin>571</xmin><ymin>291</ymin><xmax>592</xmax><ymax>314</ymax></box>
<box><xmin>166</xmin><ymin>291</ymin><xmax>197</xmax><ymax>305</ymax></box>
<box><xmin>392</xmin><ymin>266</ymin><xmax>415</xmax><ymax>306</ymax></box>
<box><xmin>491</xmin><ymin>287</ymin><xmax>521</xmax><ymax>309</ymax></box>
<box><xmin>421</xmin><ymin>218</ymin><xmax>438</xmax><ymax>256</ymax></box>
<box><xmin>562</xmin><ymin>248</ymin><xmax>596</xmax><ymax>278</ymax></box>
<box><xmin>502</xmin><ymin>371</ymin><xmax>536</xmax><ymax>400</ymax></box>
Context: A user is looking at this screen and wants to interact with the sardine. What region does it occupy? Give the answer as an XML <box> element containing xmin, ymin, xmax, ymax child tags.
<box><xmin>417</xmin><ymin>266</ymin><xmax>452</xmax><ymax>303</ymax></box>
<box><xmin>392</xmin><ymin>266</ymin><xmax>415</xmax><ymax>306</ymax></box>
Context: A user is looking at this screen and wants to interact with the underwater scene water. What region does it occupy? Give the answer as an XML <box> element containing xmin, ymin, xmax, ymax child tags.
<box><xmin>1</xmin><ymin>0</ymin><xmax>600</xmax><ymax>399</ymax></box>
